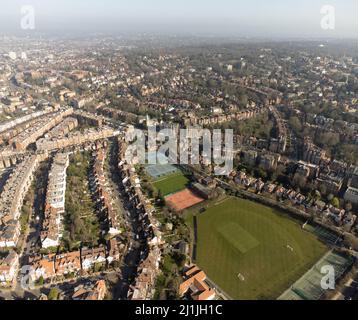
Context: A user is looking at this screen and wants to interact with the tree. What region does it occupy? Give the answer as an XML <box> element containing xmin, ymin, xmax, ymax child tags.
<box><xmin>238</xmin><ymin>94</ymin><xmax>248</xmax><ymax>107</ymax></box>
<box><xmin>314</xmin><ymin>190</ymin><xmax>322</xmax><ymax>200</ymax></box>
<box><xmin>318</xmin><ymin>184</ymin><xmax>327</xmax><ymax>197</ymax></box>
<box><xmin>37</xmin><ymin>276</ymin><xmax>44</xmax><ymax>286</ymax></box>
<box><xmin>331</xmin><ymin>197</ymin><xmax>340</xmax><ymax>208</ymax></box>
<box><xmin>316</xmin><ymin>131</ymin><xmax>340</xmax><ymax>148</ymax></box>
<box><xmin>345</xmin><ymin>202</ymin><xmax>353</xmax><ymax>212</ymax></box>
<box><xmin>156</xmin><ymin>190</ymin><xmax>165</xmax><ymax>207</ymax></box>
<box><xmin>94</xmin><ymin>263</ymin><xmax>104</xmax><ymax>273</ymax></box>
<box><xmin>172</xmin><ymin>252</ymin><xmax>186</xmax><ymax>269</ymax></box>
<box><xmin>48</xmin><ymin>288</ymin><xmax>59</xmax><ymax>300</ymax></box>
<box><xmin>254</xmin><ymin>168</ymin><xmax>267</xmax><ymax>180</ymax></box>
<box><xmin>288</xmin><ymin>116</ymin><xmax>302</xmax><ymax>134</ymax></box>
<box><xmin>293</xmin><ymin>173</ymin><xmax>306</xmax><ymax>190</ymax></box>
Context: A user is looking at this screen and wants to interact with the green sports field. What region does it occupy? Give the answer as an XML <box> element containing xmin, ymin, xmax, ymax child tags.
<box><xmin>153</xmin><ymin>172</ymin><xmax>189</xmax><ymax>196</ymax></box>
<box><xmin>193</xmin><ymin>198</ymin><xmax>328</xmax><ymax>300</ymax></box>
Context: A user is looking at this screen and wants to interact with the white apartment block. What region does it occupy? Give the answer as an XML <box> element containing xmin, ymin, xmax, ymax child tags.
<box><xmin>40</xmin><ymin>153</ymin><xmax>69</xmax><ymax>248</ymax></box>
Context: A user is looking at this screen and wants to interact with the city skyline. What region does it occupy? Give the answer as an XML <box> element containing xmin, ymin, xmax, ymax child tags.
<box><xmin>0</xmin><ymin>0</ymin><xmax>357</xmax><ymax>38</ymax></box>
<box><xmin>0</xmin><ymin>0</ymin><xmax>357</xmax><ymax>307</ymax></box>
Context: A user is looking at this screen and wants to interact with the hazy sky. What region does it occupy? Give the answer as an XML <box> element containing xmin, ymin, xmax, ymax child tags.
<box><xmin>1</xmin><ymin>0</ymin><xmax>357</xmax><ymax>38</ymax></box>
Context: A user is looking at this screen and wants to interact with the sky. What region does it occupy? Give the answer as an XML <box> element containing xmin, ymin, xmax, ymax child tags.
<box><xmin>0</xmin><ymin>0</ymin><xmax>357</xmax><ymax>38</ymax></box>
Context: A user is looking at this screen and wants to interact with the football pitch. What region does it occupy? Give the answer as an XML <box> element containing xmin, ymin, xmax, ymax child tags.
<box><xmin>194</xmin><ymin>198</ymin><xmax>328</xmax><ymax>300</ymax></box>
<box><xmin>153</xmin><ymin>171</ymin><xmax>189</xmax><ymax>196</ymax></box>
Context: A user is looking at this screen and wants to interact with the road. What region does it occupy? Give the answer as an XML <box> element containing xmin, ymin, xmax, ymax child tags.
<box><xmin>107</xmin><ymin>139</ymin><xmax>147</xmax><ymax>300</ymax></box>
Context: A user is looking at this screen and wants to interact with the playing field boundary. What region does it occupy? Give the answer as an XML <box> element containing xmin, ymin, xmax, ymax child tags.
<box><xmin>278</xmin><ymin>250</ymin><xmax>332</xmax><ymax>300</ymax></box>
<box><xmin>215</xmin><ymin>178</ymin><xmax>344</xmax><ymax>240</ymax></box>
<box><xmin>152</xmin><ymin>170</ymin><xmax>182</xmax><ymax>183</ymax></box>
<box><xmin>205</xmin><ymin>275</ymin><xmax>234</xmax><ymax>300</ymax></box>
<box><xmin>188</xmin><ymin>196</ymin><xmax>329</xmax><ymax>300</ymax></box>
<box><xmin>278</xmin><ymin>250</ymin><xmax>354</xmax><ymax>300</ymax></box>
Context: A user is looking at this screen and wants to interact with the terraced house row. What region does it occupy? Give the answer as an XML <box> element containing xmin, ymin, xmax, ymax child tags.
<box><xmin>0</xmin><ymin>155</ymin><xmax>43</xmax><ymax>248</ymax></box>
<box><xmin>72</xmin><ymin>279</ymin><xmax>107</xmax><ymax>300</ymax></box>
<box><xmin>0</xmin><ymin>251</ymin><xmax>19</xmax><ymax>286</ymax></box>
<box><xmin>117</xmin><ymin>137</ymin><xmax>163</xmax><ymax>300</ymax></box>
<box><xmin>118</xmin><ymin>138</ymin><xmax>163</xmax><ymax>248</ymax></box>
<box><xmin>11</xmin><ymin>108</ymin><xmax>74</xmax><ymax>151</ymax></box>
<box><xmin>89</xmin><ymin>145</ymin><xmax>121</xmax><ymax>236</ymax></box>
<box><xmin>233</xmin><ymin>170</ymin><xmax>357</xmax><ymax>232</ymax></box>
<box><xmin>36</xmin><ymin>126</ymin><xmax>118</xmax><ymax>151</ymax></box>
<box><xmin>129</xmin><ymin>247</ymin><xmax>162</xmax><ymax>300</ymax></box>
<box><xmin>42</xmin><ymin>117</ymin><xmax>78</xmax><ymax>140</ymax></box>
<box><xmin>40</xmin><ymin>153</ymin><xmax>70</xmax><ymax>249</ymax></box>
<box><xmin>0</xmin><ymin>109</ymin><xmax>53</xmax><ymax>144</ymax></box>
<box><xmin>28</xmin><ymin>239</ymin><xmax>120</xmax><ymax>282</ymax></box>
<box><xmin>99</xmin><ymin>107</ymin><xmax>140</xmax><ymax>124</ymax></box>
<box><xmin>182</xmin><ymin>106</ymin><xmax>265</xmax><ymax>126</ymax></box>
<box><xmin>73</xmin><ymin>110</ymin><xmax>105</xmax><ymax>127</ymax></box>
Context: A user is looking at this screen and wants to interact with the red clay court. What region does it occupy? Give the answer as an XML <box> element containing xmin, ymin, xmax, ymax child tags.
<box><xmin>165</xmin><ymin>188</ymin><xmax>204</xmax><ymax>212</ymax></box>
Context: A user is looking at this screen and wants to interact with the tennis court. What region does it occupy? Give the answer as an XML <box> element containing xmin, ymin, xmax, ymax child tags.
<box><xmin>166</xmin><ymin>188</ymin><xmax>204</xmax><ymax>212</ymax></box>
<box><xmin>145</xmin><ymin>151</ymin><xmax>178</xmax><ymax>180</ymax></box>
<box><xmin>278</xmin><ymin>250</ymin><xmax>354</xmax><ymax>300</ymax></box>
<box><xmin>145</xmin><ymin>164</ymin><xmax>178</xmax><ymax>180</ymax></box>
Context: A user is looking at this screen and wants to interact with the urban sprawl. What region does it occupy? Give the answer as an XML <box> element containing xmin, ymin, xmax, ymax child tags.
<box><xmin>0</xmin><ymin>36</ymin><xmax>357</xmax><ymax>301</ymax></box>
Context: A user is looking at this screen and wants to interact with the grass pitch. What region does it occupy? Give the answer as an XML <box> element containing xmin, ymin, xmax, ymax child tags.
<box><xmin>218</xmin><ymin>223</ymin><xmax>260</xmax><ymax>254</ymax></box>
<box><xmin>193</xmin><ymin>197</ymin><xmax>327</xmax><ymax>300</ymax></box>
<box><xmin>153</xmin><ymin>171</ymin><xmax>189</xmax><ymax>196</ymax></box>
